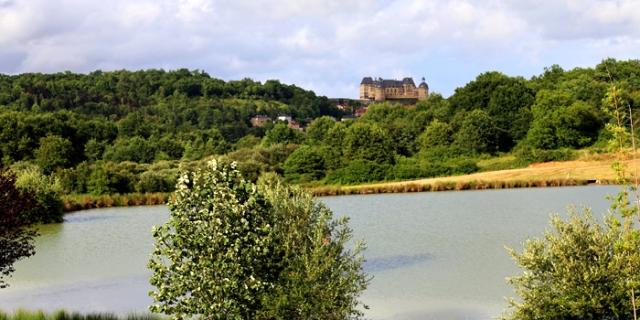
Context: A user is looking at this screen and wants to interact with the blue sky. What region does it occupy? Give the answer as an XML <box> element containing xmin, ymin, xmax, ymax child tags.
<box><xmin>0</xmin><ymin>0</ymin><xmax>639</xmax><ymax>98</ymax></box>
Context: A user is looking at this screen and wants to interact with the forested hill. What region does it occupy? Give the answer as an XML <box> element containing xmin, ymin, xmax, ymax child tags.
<box><xmin>2</xmin><ymin>59</ymin><xmax>640</xmax><ymax>198</ymax></box>
<box><xmin>0</xmin><ymin>69</ymin><xmax>340</xmax><ymax>166</ymax></box>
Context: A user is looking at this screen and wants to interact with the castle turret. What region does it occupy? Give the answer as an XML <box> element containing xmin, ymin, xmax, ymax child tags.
<box><xmin>359</xmin><ymin>77</ymin><xmax>374</xmax><ymax>100</ymax></box>
<box><xmin>418</xmin><ymin>77</ymin><xmax>429</xmax><ymax>100</ymax></box>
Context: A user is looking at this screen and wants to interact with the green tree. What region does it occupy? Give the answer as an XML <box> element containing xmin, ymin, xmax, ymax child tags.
<box><xmin>14</xmin><ymin>167</ymin><xmax>64</xmax><ymax>224</ymax></box>
<box><xmin>486</xmin><ymin>80</ymin><xmax>535</xmax><ymax>148</ymax></box>
<box><xmin>148</xmin><ymin>160</ymin><xmax>369</xmax><ymax>319</ymax></box>
<box><xmin>418</xmin><ymin>120</ymin><xmax>453</xmax><ymax>151</ymax></box>
<box><xmin>305</xmin><ymin>116</ymin><xmax>336</xmax><ymax>144</ymax></box>
<box><xmin>449</xmin><ymin>71</ymin><xmax>515</xmax><ymax>112</ymax></box>
<box><xmin>262</xmin><ymin>123</ymin><xmax>302</xmax><ymax>146</ymax></box>
<box><xmin>283</xmin><ymin>145</ymin><xmax>326</xmax><ymax>182</ymax></box>
<box><xmin>453</xmin><ymin>109</ymin><xmax>498</xmax><ymax>154</ymax></box>
<box><xmin>84</xmin><ymin>138</ymin><xmax>106</xmax><ymax>162</ymax></box>
<box><xmin>35</xmin><ymin>135</ymin><xmax>73</xmax><ymax>174</ymax></box>
<box><xmin>524</xmin><ymin>90</ymin><xmax>602</xmax><ymax>149</ymax></box>
<box><xmin>343</xmin><ymin>122</ymin><xmax>394</xmax><ymax>164</ymax></box>
<box><xmin>0</xmin><ymin>170</ymin><xmax>37</xmax><ymax>288</ymax></box>
<box><xmin>504</xmin><ymin>210</ymin><xmax>634</xmax><ymax>319</ymax></box>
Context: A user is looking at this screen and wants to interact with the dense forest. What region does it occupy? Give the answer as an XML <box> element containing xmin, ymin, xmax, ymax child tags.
<box><xmin>1</xmin><ymin>59</ymin><xmax>639</xmax><ymax>198</ymax></box>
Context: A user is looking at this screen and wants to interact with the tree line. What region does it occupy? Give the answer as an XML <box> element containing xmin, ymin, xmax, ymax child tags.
<box><xmin>1</xmin><ymin>59</ymin><xmax>639</xmax><ymax>199</ymax></box>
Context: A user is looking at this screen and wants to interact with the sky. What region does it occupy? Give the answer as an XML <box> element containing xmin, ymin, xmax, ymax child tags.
<box><xmin>0</xmin><ymin>0</ymin><xmax>639</xmax><ymax>98</ymax></box>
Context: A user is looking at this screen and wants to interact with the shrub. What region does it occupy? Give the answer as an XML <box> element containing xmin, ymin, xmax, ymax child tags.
<box><xmin>14</xmin><ymin>167</ymin><xmax>64</xmax><ymax>224</ymax></box>
<box><xmin>148</xmin><ymin>160</ymin><xmax>369</xmax><ymax>319</ymax></box>
<box><xmin>283</xmin><ymin>145</ymin><xmax>326</xmax><ymax>183</ymax></box>
<box><xmin>326</xmin><ymin>160</ymin><xmax>391</xmax><ymax>184</ymax></box>
<box><xmin>504</xmin><ymin>209</ymin><xmax>636</xmax><ymax>319</ymax></box>
<box><xmin>135</xmin><ymin>172</ymin><xmax>171</xmax><ymax>193</ymax></box>
<box><xmin>0</xmin><ymin>171</ymin><xmax>37</xmax><ymax>288</ymax></box>
<box><xmin>418</xmin><ymin>120</ymin><xmax>453</xmax><ymax>150</ymax></box>
<box><xmin>514</xmin><ymin>147</ymin><xmax>575</xmax><ymax>164</ymax></box>
<box><xmin>35</xmin><ymin>135</ymin><xmax>73</xmax><ymax>174</ymax></box>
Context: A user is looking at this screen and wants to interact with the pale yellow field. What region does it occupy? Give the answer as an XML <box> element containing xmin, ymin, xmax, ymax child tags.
<box><xmin>309</xmin><ymin>153</ymin><xmax>640</xmax><ymax>196</ymax></box>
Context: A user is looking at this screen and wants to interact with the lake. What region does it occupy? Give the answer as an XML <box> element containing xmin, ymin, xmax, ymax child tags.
<box><xmin>0</xmin><ymin>185</ymin><xmax>621</xmax><ymax>319</ymax></box>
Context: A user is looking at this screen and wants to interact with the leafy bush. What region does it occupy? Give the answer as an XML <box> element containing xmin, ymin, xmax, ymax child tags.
<box><xmin>418</xmin><ymin>120</ymin><xmax>453</xmax><ymax>150</ymax></box>
<box><xmin>504</xmin><ymin>209</ymin><xmax>636</xmax><ymax>319</ymax></box>
<box><xmin>283</xmin><ymin>145</ymin><xmax>326</xmax><ymax>183</ymax></box>
<box><xmin>514</xmin><ymin>147</ymin><xmax>575</xmax><ymax>164</ymax></box>
<box><xmin>14</xmin><ymin>167</ymin><xmax>64</xmax><ymax>224</ymax></box>
<box><xmin>135</xmin><ymin>171</ymin><xmax>173</xmax><ymax>193</ymax></box>
<box><xmin>35</xmin><ymin>135</ymin><xmax>73</xmax><ymax>174</ymax></box>
<box><xmin>326</xmin><ymin>160</ymin><xmax>391</xmax><ymax>184</ymax></box>
<box><xmin>0</xmin><ymin>171</ymin><xmax>37</xmax><ymax>288</ymax></box>
<box><xmin>148</xmin><ymin>160</ymin><xmax>369</xmax><ymax>319</ymax></box>
<box><xmin>389</xmin><ymin>158</ymin><xmax>429</xmax><ymax>180</ymax></box>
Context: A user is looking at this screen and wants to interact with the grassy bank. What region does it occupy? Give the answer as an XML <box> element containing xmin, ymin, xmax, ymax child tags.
<box><xmin>308</xmin><ymin>178</ymin><xmax>600</xmax><ymax>196</ymax></box>
<box><xmin>0</xmin><ymin>310</ymin><xmax>159</xmax><ymax>320</ymax></box>
<box><xmin>62</xmin><ymin>193</ymin><xmax>171</xmax><ymax>212</ymax></box>
<box><xmin>60</xmin><ymin>155</ymin><xmax>638</xmax><ymax>212</ymax></box>
<box><xmin>307</xmin><ymin>155</ymin><xmax>638</xmax><ymax>196</ymax></box>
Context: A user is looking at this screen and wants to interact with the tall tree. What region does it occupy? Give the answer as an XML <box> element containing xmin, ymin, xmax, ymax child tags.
<box><xmin>148</xmin><ymin>161</ymin><xmax>369</xmax><ymax>319</ymax></box>
<box><xmin>0</xmin><ymin>171</ymin><xmax>37</xmax><ymax>288</ymax></box>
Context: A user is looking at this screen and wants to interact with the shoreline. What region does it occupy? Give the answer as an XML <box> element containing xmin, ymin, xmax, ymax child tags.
<box><xmin>62</xmin><ymin>192</ymin><xmax>171</xmax><ymax>212</ymax></box>
<box><xmin>306</xmin><ymin>178</ymin><xmax>612</xmax><ymax>197</ymax></box>
<box><xmin>62</xmin><ymin>157</ymin><xmax>638</xmax><ymax>212</ymax></box>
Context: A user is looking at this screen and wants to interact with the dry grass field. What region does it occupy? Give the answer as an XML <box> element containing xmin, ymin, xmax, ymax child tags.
<box><xmin>308</xmin><ymin>153</ymin><xmax>640</xmax><ymax>196</ymax></box>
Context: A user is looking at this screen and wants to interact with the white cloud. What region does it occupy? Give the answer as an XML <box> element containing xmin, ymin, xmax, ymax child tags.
<box><xmin>0</xmin><ymin>0</ymin><xmax>638</xmax><ymax>97</ymax></box>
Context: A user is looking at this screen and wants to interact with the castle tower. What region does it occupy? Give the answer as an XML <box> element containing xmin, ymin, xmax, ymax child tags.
<box><xmin>402</xmin><ymin>77</ymin><xmax>415</xmax><ymax>97</ymax></box>
<box><xmin>418</xmin><ymin>77</ymin><xmax>429</xmax><ymax>100</ymax></box>
<box><xmin>359</xmin><ymin>77</ymin><xmax>374</xmax><ymax>100</ymax></box>
<box><xmin>374</xmin><ymin>82</ymin><xmax>385</xmax><ymax>101</ymax></box>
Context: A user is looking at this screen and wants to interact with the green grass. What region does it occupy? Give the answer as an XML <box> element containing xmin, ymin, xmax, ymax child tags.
<box><xmin>476</xmin><ymin>155</ymin><xmax>524</xmax><ymax>172</ymax></box>
<box><xmin>0</xmin><ymin>310</ymin><xmax>160</xmax><ymax>320</ymax></box>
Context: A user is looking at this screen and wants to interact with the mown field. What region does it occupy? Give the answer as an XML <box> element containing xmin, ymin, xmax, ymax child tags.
<box><xmin>308</xmin><ymin>153</ymin><xmax>638</xmax><ymax>196</ymax></box>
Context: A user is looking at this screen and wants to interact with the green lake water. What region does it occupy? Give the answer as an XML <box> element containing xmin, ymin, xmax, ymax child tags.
<box><xmin>0</xmin><ymin>185</ymin><xmax>621</xmax><ymax>319</ymax></box>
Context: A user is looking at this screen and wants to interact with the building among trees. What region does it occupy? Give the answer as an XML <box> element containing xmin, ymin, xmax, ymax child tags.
<box><xmin>359</xmin><ymin>77</ymin><xmax>428</xmax><ymax>102</ymax></box>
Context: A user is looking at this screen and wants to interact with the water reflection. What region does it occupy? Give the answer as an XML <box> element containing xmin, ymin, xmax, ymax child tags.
<box><xmin>365</xmin><ymin>253</ymin><xmax>432</xmax><ymax>273</ymax></box>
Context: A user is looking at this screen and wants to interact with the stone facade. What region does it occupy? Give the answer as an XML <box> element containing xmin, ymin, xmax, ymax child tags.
<box><xmin>359</xmin><ymin>77</ymin><xmax>428</xmax><ymax>102</ymax></box>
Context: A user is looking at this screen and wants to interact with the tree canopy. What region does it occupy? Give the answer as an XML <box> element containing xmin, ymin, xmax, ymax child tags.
<box><xmin>148</xmin><ymin>160</ymin><xmax>369</xmax><ymax>319</ymax></box>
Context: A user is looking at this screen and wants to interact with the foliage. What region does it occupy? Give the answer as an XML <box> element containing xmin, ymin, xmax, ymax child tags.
<box><xmin>0</xmin><ymin>171</ymin><xmax>37</xmax><ymax>288</ymax></box>
<box><xmin>35</xmin><ymin>135</ymin><xmax>73</xmax><ymax>174</ymax></box>
<box><xmin>453</xmin><ymin>109</ymin><xmax>499</xmax><ymax>154</ymax></box>
<box><xmin>14</xmin><ymin>167</ymin><xmax>64</xmax><ymax>223</ymax></box>
<box><xmin>514</xmin><ymin>147</ymin><xmax>576</xmax><ymax>164</ymax></box>
<box><xmin>283</xmin><ymin>145</ymin><xmax>326</xmax><ymax>183</ymax></box>
<box><xmin>2</xmin><ymin>59</ymin><xmax>640</xmax><ymax>190</ymax></box>
<box><xmin>326</xmin><ymin>160</ymin><xmax>391</xmax><ymax>184</ymax></box>
<box><xmin>148</xmin><ymin>160</ymin><xmax>369</xmax><ymax>319</ymax></box>
<box><xmin>504</xmin><ymin>209</ymin><xmax>635</xmax><ymax>319</ymax></box>
<box><xmin>523</xmin><ymin>90</ymin><xmax>603</xmax><ymax>149</ymax></box>
<box><xmin>418</xmin><ymin>120</ymin><xmax>453</xmax><ymax>150</ymax></box>
<box><xmin>305</xmin><ymin>116</ymin><xmax>337</xmax><ymax>144</ymax></box>
<box><xmin>343</xmin><ymin>122</ymin><xmax>394</xmax><ymax>164</ymax></box>
<box><xmin>262</xmin><ymin>123</ymin><xmax>303</xmax><ymax>146</ymax></box>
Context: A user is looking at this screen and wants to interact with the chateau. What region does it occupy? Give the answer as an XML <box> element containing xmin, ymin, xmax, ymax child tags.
<box><xmin>359</xmin><ymin>77</ymin><xmax>428</xmax><ymax>102</ymax></box>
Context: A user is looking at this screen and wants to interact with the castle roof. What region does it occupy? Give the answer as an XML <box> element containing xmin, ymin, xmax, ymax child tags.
<box><xmin>419</xmin><ymin>77</ymin><xmax>428</xmax><ymax>89</ymax></box>
<box><xmin>402</xmin><ymin>77</ymin><xmax>415</xmax><ymax>86</ymax></box>
<box><xmin>378</xmin><ymin>79</ymin><xmax>403</xmax><ymax>88</ymax></box>
<box><xmin>360</xmin><ymin>77</ymin><xmax>374</xmax><ymax>85</ymax></box>
<box><xmin>361</xmin><ymin>76</ymin><xmax>427</xmax><ymax>89</ymax></box>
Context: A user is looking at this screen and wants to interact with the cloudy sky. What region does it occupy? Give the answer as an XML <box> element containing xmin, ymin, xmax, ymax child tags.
<box><xmin>0</xmin><ymin>0</ymin><xmax>639</xmax><ymax>98</ymax></box>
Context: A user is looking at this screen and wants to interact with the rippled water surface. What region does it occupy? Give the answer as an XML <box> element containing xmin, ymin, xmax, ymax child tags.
<box><xmin>0</xmin><ymin>186</ymin><xmax>620</xmax><ymax>319</ymax></box>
